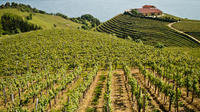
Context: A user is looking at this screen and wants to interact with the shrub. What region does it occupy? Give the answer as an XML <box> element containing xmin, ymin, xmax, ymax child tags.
<box><xmin>0</xmin><ymin>22</ymin><xmax>2</xmax><ymax>36</ymax></box>
<box><xmin>1</xmin><ymin>13</ymin><xmax>41</xmax><ymax>35</ymax></box>
<box><xmin>55</xmin><ymin>13</ymin><xmax>68</xmax><ymax>19</ymax></box>
<box><xmin>155</xmin><ymin>42</ymin><xmax>165</xmax><ymax>48</ymax></box>
<box><xmin>135</xmin><ymin>39</ymin><xmax>143</xmax><ymax>44</ymax></box>
<box><xmin>26</xmin><ymin>14</ymin><xmax>32</xmax><ymax>20</ymax></box>
<box><xmin>70</xmin><ymin>14</ymin><xmax>101</xmax><ymax>29</ymax></box>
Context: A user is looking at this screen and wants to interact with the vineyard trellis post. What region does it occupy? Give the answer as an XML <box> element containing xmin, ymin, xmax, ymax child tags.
<box><xmin>35</xmin><ymin>98</ymin><xmax>38</xmax><ymax>111</ymax></box>
<box><xmin>3</xmin><ymin>86</ymin><xmax>7</xmax><ymax>106</ymax></box>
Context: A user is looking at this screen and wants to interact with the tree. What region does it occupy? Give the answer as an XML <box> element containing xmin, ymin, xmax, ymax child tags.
<box><xmin>155</xmin><ymin>42</ymin><xmax>165</xmax><ymax>49</ymax></box>
<box><xmin>5</xmin><ymin>2</ymin><xmax>10</xmax><ymax>7</ymax></box>
<box><xmin>70</xmin><ymin>14</ymin><xmax>101</xmax><ymax>29</ymax></box>
<box><xmin>55</xmin><ymin>13</ymin><xmax>68</xmax><ymax>19</ymax></box>
<box><xmin>26</xmin><ymin>14</ymin><xmax>33</xmax><ymax>20</ymax></box>
<box><xmin>1</xmin><ymin>13</ymin><xmax>40</xmax><ymax>35</ymax></box>
<box><xmin>0</xmin><ymin>22</ymin><xmax>2</xmax><ymax>36</ymax></box>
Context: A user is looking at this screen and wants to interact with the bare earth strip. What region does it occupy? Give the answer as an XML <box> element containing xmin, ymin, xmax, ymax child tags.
<box><xmin>96</xmin><ymin>73</ymin><xmax>107</xmax><ymax>112</ymax></box>
<box><xmin>111</xmin><ymin>70</ymin><xmax>133</xmax><ymax>112</ymax></box>
<box><xmin>76</xmin><ymin>71</ymin><xmax>102</xmax><ymax>112</ymax></box>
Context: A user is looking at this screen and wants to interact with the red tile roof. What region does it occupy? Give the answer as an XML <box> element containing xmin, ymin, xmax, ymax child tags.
<box><xmin>137</xmin><ymin>8</ymin><xmax>162</xmax><ymax>14</ymax></box>
<box><xmin>143</xmin><ymin>5</ymin><xmax>156</xmax><ymax>9</ymax></box>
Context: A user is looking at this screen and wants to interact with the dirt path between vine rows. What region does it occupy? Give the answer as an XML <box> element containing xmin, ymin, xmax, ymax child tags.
<box><xmin>96</xmin><ymin>74</ymin><xmax>107</xmax><ymax>112</ymax></box>
<box><xmin>76</xmin><ymin>71</ymin><xmax>102</xmax><ymax>112</ymax></box>
<box><xmin>111</xmin><ymin>70</ymin><xmax>133</xmax><ymax>112</ymax></box>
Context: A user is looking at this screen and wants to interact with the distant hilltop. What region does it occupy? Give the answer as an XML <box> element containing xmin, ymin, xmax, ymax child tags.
<box><xmin>125</xmin><ymin>5</ymin><xmax>163</xmax><ymax>17</ymax></box>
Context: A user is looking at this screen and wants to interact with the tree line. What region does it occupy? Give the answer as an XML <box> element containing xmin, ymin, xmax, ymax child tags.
<box><xmin>0</xmin><ymin>2</ymin><xmax>47</xmax><ymax>14</ymax></box>
<box><xmin>70</xmin><ymin>14</ymin><xmax>101</xmax><ymax>30</ymax></box>
<box><xmin>0</xmin><ymin>2</ymin><xmax>101</xmax><ymax>31</ymax></box>
<box><xmin>0</xmin><ymin>13</ymin><xmax>41</xmax><ymax>35</ymax></box>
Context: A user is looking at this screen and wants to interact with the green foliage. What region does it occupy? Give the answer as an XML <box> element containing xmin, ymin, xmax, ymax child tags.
<box><xmin>0</xmin><ymin>2</ymin><xmax>75</xmax><ymax>22</ymax></box>
<box><xmin>81</xmin><ymin>14</ymin><xmax>100</xmax><ymax>27</ymax></box>
<box><xmin>96</xmin><ymin>14</ymin><xmax>200</xmax><ymax>47</ymax></box>
<box><xmin>0</xmin><ymin>22</ymin><xmax>2</xmax><ymax>36</ymax></box>
<box><xmin>130</xmin><ymin>9</ymin><xmax>143</xmax><ymax>17</ymax></box>
<box><xmin>86</xmin><ymin>107</ymin><xmax>96</xmax><ymax>112</ymax></box>
<box><xmin>70</xmin><ymin>14</ymin><xmax>100</xmax><ymax>30</ymax></box>
<box><xmin>155</xmin><ymin>42</ymin><xmax>165</xmax><ymax>48</ymax></box>
<box><xmin>172</xmin><ymin>21</ymin><xmax>200</xmax><ymax>41</ymax></box>
<box><xmin>55</xmin><ymin>13</ymin><xmax>68</xmax><ymax>19</ymax></box>
<box><xmin>81</xmin><ymin>25</ymin><xmax>89</xmax><ymax>30</ymax></box>
<box><xmin>26</xmin><ymin>13</ymin><xmax>32</xmax><ymax>20</ymax></box>
<box><xmin>125</xmin><ymin>9</ymin><xmax>178</xmax><ymax>23</ymax></box>
<box><xmin>91</xmin><ymin>75</ymin><xmax>106</xmax><ymax>105</ymax></box>
<box><xmin>0</xmin><ymin>2</ymin><xmax>47</xmax><ymax>14</ymax></box>
<box><xmin>1</xmin><ymin>13</ymin><xmax>41</xmax><ymax>35</ymax></box>
<box><xmin>0</xmin><ymin>27</ymin><xmax>200</xmax><ymax>111</ymax></box>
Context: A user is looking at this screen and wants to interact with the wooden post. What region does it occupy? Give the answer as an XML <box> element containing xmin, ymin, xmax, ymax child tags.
<box><xmin>3</xmin><ymin>86</ymin><xmax>7</xmax><ymax>106</ymax></box>
<box><xmin>54</xmin><ymin>95</ymin><xmax>57</xmax><ymax>104</ymax></box>
<box><xmin>143</xmin><ymin>94</ymin><xmax>146</xmax><ymax>112</ymax></box>
<box><xmin>49</xmin><ymin>100</ymin><xmax>51</xmax><ymax>109</ymax></box>
<box><xmin>176</xmin><ymin>87</ymin><xmax>179</xmax><ymax>112</ymax></box>
<box><xmin>35</xmin><ymin>98</ymin><xmax>38</xmax><ymax>111</ymax></box>
<box><xmin>11</xmin><ymin>93</ymin><xmax>14</xmax><ymax>103</ymax></box>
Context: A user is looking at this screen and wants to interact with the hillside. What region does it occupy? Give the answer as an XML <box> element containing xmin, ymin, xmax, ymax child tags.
<box><xmin>0</xmin><ymin>8</ymin><xmax>81</xmax><ymax>30</ymax></box>
<box><xmin>0</xmin><ymin>28</ymin><xmax>200</xmax><ymax>111</ymax></box>
<box><xmin>172</xmin><ymin>20</ymin><xmax>200</xmax><ymax>41</ymax></box>
<box><xmin>96</xmin><ymin>14</ymin><xmax>200</xmax><ymax>47</ymax></box>
<box><xmin>0</xmin><ymin>3</ymin><xmax>200</xmax><ymax>112</ymax></box>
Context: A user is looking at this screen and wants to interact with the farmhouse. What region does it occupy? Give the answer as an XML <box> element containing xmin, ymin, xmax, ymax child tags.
<box><xmin>136</xmin><ymin>5</ymin><xmax>163</xmax><ymax>16</ymax></box>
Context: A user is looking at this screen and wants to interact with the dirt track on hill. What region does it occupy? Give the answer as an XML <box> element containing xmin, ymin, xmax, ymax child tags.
<box><xmin>168</xmin><ymin>22</ymin><xmax>200</xmax><ymax>44</ymax></box>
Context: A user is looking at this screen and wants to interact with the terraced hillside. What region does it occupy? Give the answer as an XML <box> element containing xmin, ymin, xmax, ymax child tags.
<box><xmin>96</xmin><ymin>14</ymin><xmax>200</xmax><ymax>47</ymax></box>
<box><xmin>172</xmin><ymin>20</ymin><xmax>200</xmax><ymax>41</ymax></box>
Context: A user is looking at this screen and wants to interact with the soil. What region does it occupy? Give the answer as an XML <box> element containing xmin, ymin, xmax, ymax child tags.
<box><xmin>76</xmin><ymin>71</ymin><xmax>102</xmax><ymax>112</ymax></box>
<box><xmin>111</xmin><ymin>70</ymin><xmax>133</xmax><ymax>112</ymax></box>
<box><xmin>96</xmin><ymin>74</ymin><xmax>107</xmax><ymax>112</ymax></box>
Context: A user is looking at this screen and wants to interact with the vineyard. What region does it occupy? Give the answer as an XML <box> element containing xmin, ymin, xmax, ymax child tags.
<box><xmin>0</xmin><ymin>28</ymin><xmax>200</xmax><ymax>112</ymax></box>
<box><xmin>96</xmin><ymin>14</ymin><xmax>200</xmax><ymax>47</ymax></box>
<box><xmin>172</xmin><ymin>20</ymin><xmax>200</xmax><ymax>41</ymax></box>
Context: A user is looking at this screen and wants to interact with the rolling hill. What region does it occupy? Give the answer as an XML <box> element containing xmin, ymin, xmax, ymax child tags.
<box><xmin>0</xmin><ymin>8</ymin><xmax>81</xmax><ymax>30</ymax></box>
<box><xmin>96</xmin><ymin>14</ymin><xmax>200</xmax><ymax>47</ymax></box>
<box><xmin>172</xmin><ymin>20</ymin><xmax>200</xmax><ymax>41</ymax></box>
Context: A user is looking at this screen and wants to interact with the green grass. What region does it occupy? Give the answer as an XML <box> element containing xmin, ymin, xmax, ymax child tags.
<box><xmin>172</xmin><ymin>21</ymin><xmax>200</xmax><ymax>41</ymax></box>
<box><xmin>162</xmin><ymin>13</ymin><xmax>184</xmax><ymax>21</ymax></box>
<box><xmin>96</xmin><ymin>14</ymin><xmax>200</xmax><ymax>47</ymax></box>
<box><xmin>0</xmin><ymin>8</ymin><xmax>81</xmax><ymax>29</ymax></box>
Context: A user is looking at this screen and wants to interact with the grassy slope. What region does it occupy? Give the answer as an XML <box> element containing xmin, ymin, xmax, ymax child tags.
<box><xmin>172</xmin><ymin>20</ymin><xmax>200</xmax><ymax>41</ymax></box>
<box><xmin>0</xmin><ymin>8</ymin><xmax>81</xmax><ymax>29</ymax></box>
<box><xmin>162</xmin><ymin>13</ymin><xmax>184</xmax><ymax>20</ymax></box>
<box><xmin>96</xmin><ymin>14</ymin><xmax>200</xmax><ymax>47</ymax></box>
